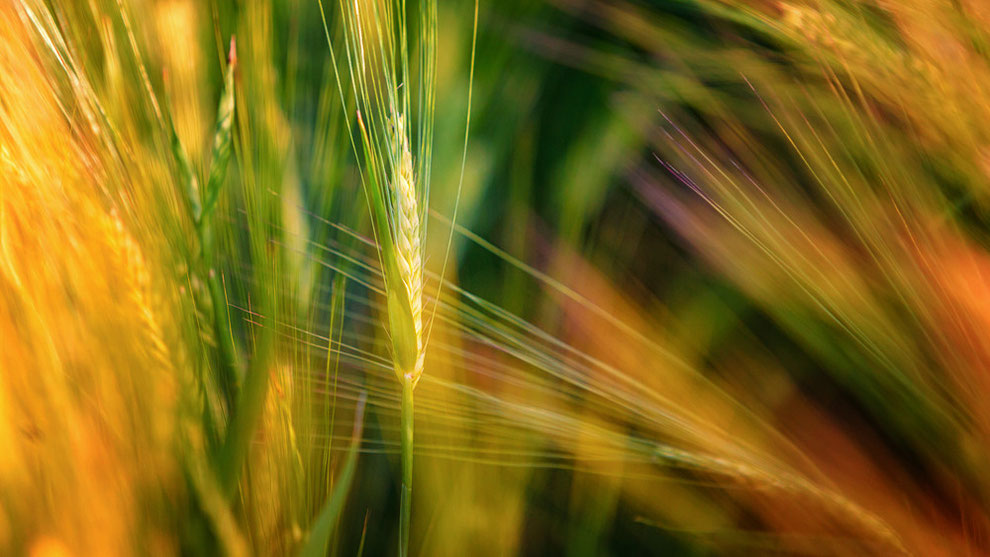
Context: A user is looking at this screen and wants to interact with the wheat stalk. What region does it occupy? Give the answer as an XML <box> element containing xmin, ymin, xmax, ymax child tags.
<box><xmin>358</xmin><ymin>107</ymin><xmax>425</xmax><ymax>557</ymax></box>
<box><xmin>381</xmin><ymin>114</ymin><xmax>424</xmax><ymax>555</ymax></box>
<box><xmin>319</xmin><ymin>0</ymin><xmax>435</xmax><ymax>552</ymax></box>
<box><xmin>392</xmin><ymin>114</ymin><xmax>422</xmax><ymax>557</ymax></box>
<box><xmin>320</xmin><ymin>0</ymin><xmax>478</xmax><ymax>552</ymax></box>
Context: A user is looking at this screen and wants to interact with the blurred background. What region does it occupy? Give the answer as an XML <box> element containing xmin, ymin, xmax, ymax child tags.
<box><xmin>4</xmin><ymin>0</ymin><xmax>990</xmax><ymax>554</ymax></box>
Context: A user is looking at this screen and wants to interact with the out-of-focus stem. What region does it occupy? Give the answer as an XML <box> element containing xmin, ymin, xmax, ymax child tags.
<box><xmin>199</xmin><ymin>221</ymin><xmax>240</xmax><ymax>409</ymax></box>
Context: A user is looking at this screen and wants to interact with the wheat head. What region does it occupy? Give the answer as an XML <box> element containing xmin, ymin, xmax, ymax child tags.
<box><xmin>393</xmin><ymin>115</ymin><xmax>425</xmax><ymax>387</ymax></box>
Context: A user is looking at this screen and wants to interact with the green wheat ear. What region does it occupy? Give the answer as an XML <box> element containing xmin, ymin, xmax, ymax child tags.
<box><xmin>319</xmin><ymin>0</ymin><xmax>477</xmax><ymax>553</ymax></box>
<box><xmin>389</xmin><ymin>115</ymin><xmax>425</xmax><ymax>385</ymax></box>
<box><xmin>353</xmin><ymin>109</ymin><xmax>424</xmax><ymax>385</ymax></box>
<box><xmin>387</xmin><ymin>283</ymin><xmax>419</xmax><ymax>378</ymax></box>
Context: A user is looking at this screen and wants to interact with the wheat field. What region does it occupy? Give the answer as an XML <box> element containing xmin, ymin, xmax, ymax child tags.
<box><xmin>3</xmin><ymin>0</ymin><xmax>990</xmax><ymax>555</ymax></box>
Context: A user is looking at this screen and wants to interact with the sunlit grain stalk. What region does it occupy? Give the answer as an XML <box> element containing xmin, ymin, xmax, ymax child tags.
<box><xmin>390</xmin><ymin>114</ymin><xmax>423</xmax><ymax>555</ymax></box>
<box><xmin>355</xmin><ymin>106</ymin><xmax>426</xmax><ymax>557</ymax></box>
<box><xmin>335</xmin><ymin>104</ymin><xmax>427</xmax><ymax>557</ymax></box>
<box><xmin>319</xmin><ymin>0</ymin><xmax>479</xmax><ymax>552</ymax></box>
<box><xmin>323</xmin><ymin>1</ymin><xmax>433</xmax><ymax>554</ymax></box>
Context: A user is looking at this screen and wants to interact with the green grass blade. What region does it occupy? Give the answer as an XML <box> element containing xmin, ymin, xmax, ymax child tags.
<box><xmin>300</xmin><ymin>393</ymin><xmax>368</xmax><ymax>557</ymax></box>
<box><xmin>216</xmin><ymin>304</ymin><xmax>275</xmax><ymax>498</ymax></box>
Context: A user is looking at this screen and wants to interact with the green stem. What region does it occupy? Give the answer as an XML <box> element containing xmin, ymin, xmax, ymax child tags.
<box><xmin>199</xmin><ymin>222</ymin><xmax>240</xmax><ymax>410</ymax></box>
<box><xmin>399</xmin><ymin>375</ymin><xmax>414</xmax><ymax>557</ymax></box>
